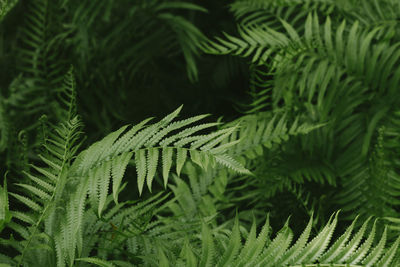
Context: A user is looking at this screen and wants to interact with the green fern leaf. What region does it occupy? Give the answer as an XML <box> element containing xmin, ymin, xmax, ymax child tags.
<box><xmin>292</xmin><ymin>212</ymin><xmax>338</xmax><ymax>264</ymax></box>
<box><xmin>162</xmin><ymin>147</ymin><xmax>174</xmax><ymax>187</ymax></box>
<box><xmin>256</xmin><ymin>219</ymin><xmax>293</xmax><ymax>265</ymax></box>
<box><xmin>376</xmin><ymin>235</ymin><xmax>400</xmax><ymax>267</ymax></box>
<box><xmin>160</xmin><ymin>122</ymin><xmax>220</xmax><ymax>147</ymax></box>
<box><xmin>14</xmin><ymin>184</ymin><xmax>51</xmax><ymax>201</ymax></box>
<box><xmin>0</xmin><ymin>177</ymin><xmax>12</xmax><ymax>233</ymax></box>
<box><xmin>8</xmin><ymin>193</ymin><xmax>42</xmax><ymax>212</ymax></box>
<box><xmin>279</xmin><ymin>215</ymin><xmax>313</xmax><ymax>265</ymax></box>
<box><xmin>97</xmin><ymin>161</ymin><xmax>112</xmax><ymax>217</ymax></box>
<box><xmin>362</xmin><ymin>227</ymin><xmax>387</xmax><ymax>266</ymax></box>
<box><xmin>135</xmin><ymin>150</ymin><xmax>147</xmax><ymax>195</ymax></box>
<box><xmin>333</xmin><ymin>217</ymin><xmax>371</xmax><ymax>263</ymax></box>
<box><xmin>216</xmin><ymin>214</ymin><xmax>241</xmax><ymax>267</ymax></box>
<box><xmin>348</xmin><ymin>219</ymin><xmax>377</xmax><ymax>264</ymax></box>
<box><xmin>236</xmin><ymin>214</ymin><xmax>271</xmax><ymax>265</ymax></box>
<box><xmin>146</xmin><ymin>148</ymin><xmax>159</xmax><ymax>192</ymax></box>
<box><xmin>199</xmin><ymin>222</ymin><xmax>215</xmax><ymax>267</ymax></box>
<box><xmin>111</xmin><ymin>152</ymin><xmax>133</xmax><ymax>203</ymax></box>
<box><xmin>214</xmin><ymin>154</ymin><xmax>251</xmax><ymax>174</ymax></box>
<box><xmin>145</xmin><ymin>114</ymin><xmax>209</xmax><ymax>147</ymax></box>
<box><xmin>179</xmin><ymin>238</ymin><xmax>198</xmax><ymax>266</ymax></box>
<box><xmin>318</xmin><ymin>216</ymin><xmax>359</xmax><ymax>263</ymax></box>
<box><xmin>176</xmin><ymin>148</ymin><xmax>188</xmax><ymax>176</ymax></box>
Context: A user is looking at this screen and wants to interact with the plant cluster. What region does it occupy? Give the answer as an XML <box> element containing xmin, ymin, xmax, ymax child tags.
<box><xmin>1</xmin><ymin>0</ymin><xmax>400</xmax><ymax>266</ymax></box>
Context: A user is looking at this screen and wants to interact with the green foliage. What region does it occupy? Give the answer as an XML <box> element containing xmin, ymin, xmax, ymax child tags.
<box><xmin>204</xmin><ymin>0</ymin><xmax>400</xmax><ymax>221</ymax></box>
<box><xmin>0</xmin><ymin>0</ymin><xmax>17</xmax><ymax>21</ymax></box>
<box><xmin>1</xmin><ymin>0</ymin><xmax>400</xmax><ymax>266</ymax></box>
<box><xmin>0</xmin><ymin>177</ymin><xmax>11</xmax><ymax>232</ymax></box>
<box><xmin>157</xmin><ymin>213</ymin><xmax>400</xmax><ymax>266</ymax></box>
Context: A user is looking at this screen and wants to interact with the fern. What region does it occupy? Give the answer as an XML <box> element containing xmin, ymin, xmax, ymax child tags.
<box><xmin>336</xmin><ymin>127</ymin><xmax>400</xmax><ymax>220</ymax></box>
<box><xmin>64</xmin><ymin>0</ymin><xmax>210</xmax><ymax>136</ymax></box>
<box><xmin>72</xmin><ymin>105</ymin><xmax>249</xmax><ymax>200</ymax></box>
<box><xmin>0</xmin><ymin>177</ymin><xmax>11</xmax><ymax>233</ymax></box>
<box><xmin>25</xmin><ymin>105</ymin><xmax>250</xmax><ymax>266</ymax></box>
<box><xmin>1</xmin><ymin>69</ymin><xmax>83</xmax><ymax>266</ymax></box>
<box><xmin>16</xmin><ymin>0</ymin><xmax>66</xmax><ymax>90</ymax></box>
<box><xmin>3</xmin><ymin>1</ymin><xmax>400</xmax><ymax>266</ymax></box>
<box><xmin>151</xmin><ymin>212</ymin><xmax>400</xmax><ymax>266</ymax></box>
<box><xmin>68</xmin><ymin>106</ymin><xmax>247</xmax><ymax>236</ymax></box>
<box><xmin>202</xmin><ymin>23</ymin><xmax>305</xmax><ymax>66</ymax></box>
<box><xmin>229</xmin><ymin>0</ymin><xmax>340</xmax><ymax>33</ymax></box>
<box><xmin>222</xmin><ymin>111</ymin><xmax>323</xmax><ymax>158</ymax></box>
<box><xmin>0</xmin><ymin>0</ymin><xmax>70</xmax><ymax>177</ymax></box>
<box><xmin>239</xmin><ymin>64</ymin><xmax>272</xmax><ymax>114</ymax></box>
<box><xmin>0</xmin><ymin>99</ymin><xmax>9</xmax><ymax>153</ymax></box>
<box><xmin>341</xmin><ymin>0</ymin><xmax>400</xmax><ymax>41</ymax></box>
<box><xmin>204</xmin><ymin>5</ymin><xmax>400</xmax><ymax>221</ymax></box>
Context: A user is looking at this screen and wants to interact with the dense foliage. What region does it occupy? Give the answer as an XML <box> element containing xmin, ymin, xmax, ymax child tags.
<box><xmin>1</xmin><ymin>0</ymin><xmax>400</xmax><ymax>266</ymax></box>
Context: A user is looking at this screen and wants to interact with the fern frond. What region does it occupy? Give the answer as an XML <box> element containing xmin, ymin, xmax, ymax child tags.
<box><xmin>207</xmin><ymin>8</ymin><xmax>400</xmax><ymax>223</ymax></box>
<box><xmin>199</xmin><ymin>222</ymin><xmax>215</xmax><ymax>267</ymax></box>
<box><xmin>203</xmin><ymin>23</ymin><xmax>306</xmax><ymax>66</ymax></box>
<box><xmin>70</xmin><ymin>0</ymin><xmax>206</xmax><ymax>85</ymax></box>
<box><xmin>345</xmin><ymin>0</ymin><xmax>400</xmax><ymax>41</ymax></box>
<box><xmin>16</xmin><ymin>0</ymin><xmax>66</xmax><ymax>87</ymax></box>
<box><xmin>239</xmin><ymin>64</ymin><xmax>272</xmax><ymax>114</ymax></box>
<box><xmin>0</xmin><ymin>177</ymin><xmax>12</xmax><ymax>233</ymax></box>
<box><xmin>223</xmin><ymin>111</ymin><xmax>322</xmax><ymax>158</ymax></box>
<box><xmin>166</xmin><ymin>161</ymin><xmax>223</xmax><ymax>220</ymax></box>
<box><xmin>336</xmin><ymin>127</ymin><xmax>400</xmax><ymax>220</ymax></box>
<box><xmin>1</xmin><ymin>69</ymin><xmax>83</xmax><ymax>266</ymax></box>
<box><xmin>54</xmin><ymin>66</ymin><xmax>77</xmax><ymax>122</ymax></box>
<box><xmin>50</xmin><ymin>107</ymin><xmax>249</xmax><ymax>266</ymax></box>
<box><xmin>72</xmin><ymin>106</ymin><xmax>249</xmax><ymax>202</ymax></box>
<box><xmin>72</xmin><ymin>191</ymin><xmax>171</xmax><ymax>266</ymax></box>
<box><xmin>230</xmin><ymin>0</ymin><xmax>339</xmax><ymax>28</ymax></box>
<box><xmin>165</xmin><ymin>212</ymin><xmax>400</xmax><ymax>266</ymax></box>
<box><xmin>9</xmin><ymin>115</ymin><xmax>84</xmax><ymax>265</ymax></box>
<box><xmin>155</xmin><ymin>3</ymin><xmax>207</xmax><ymax>82</ymax></box>
<box><xmin>216</xmin><ymin>214</ymin><xmax>241</xmax><ymax>266</ymax></box>
<box><xmin>206</xmin><ymin>12</ymin><xmax>400</xmax><ymax>111</ymax></box>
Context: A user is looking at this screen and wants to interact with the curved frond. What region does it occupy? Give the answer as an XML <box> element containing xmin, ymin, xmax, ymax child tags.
<box><xmin>159</xmin><ymin>212</ymin><xmax>400</xmax><ymax>266</ymax></box>
<box><xmin>1</xmin><ymin>69</ymin><xmax>83</xmax><ymax>266</ymax></box>
<box><xmin>72</xmin><ymin>106</ymin><xmax>249</xmax><ymax>202</ymax></box>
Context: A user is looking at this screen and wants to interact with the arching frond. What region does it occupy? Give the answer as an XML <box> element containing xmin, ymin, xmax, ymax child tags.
<box><xmin>3</xmin><ymin>1</ymin><xmax>400</xmax><ymax>266</ymax></box>
<box><xmin>16</xmin><ymin>0</ymin><xmax>66</xmax><ymax>87</ymax></box>
<box><xmin>202</xmin><ymin>22</ymin><xmax>308</xmax><ymax>66</ymax></box>
<box><xmin>336</xmin><ymin>125</ymin><xmax>400</xmax><ymax>221</ymax></box>
<box><xmin>51</xmin><ymin>106</ymin><xmax>250</xmax><ymax>266</ymax></box>
<box><xmin>343</xmin><ymin>0</ymin><xmax>400</xmax><ymax>40</ymax></box>
<box><xmin>230</xmin><ymin>0</ymin><xmax>338</xmax><ymax>29</ymax></box>
<box><xmin>5</xmin><ymin>114</ymin><xmax>84</xmax><ymax>266</ymax></box>
<box><xmin>72</xmin><ymin>105</ymin><xmax>249</xmax><ymax>205</ymax></box>
<box><xmin>205</xmin><ymin>8</ymin><xmax>400</xmax><ymax>222</ymax></box>
<box><xmin>153</xmin><ymin>212</ymin><xmax>400</xmax><ymax>266</ymax></box>
<box><xmin>0</xmin><ymin>69</ymin><xmax>83</xmax><ymax>266</ymax></box>
<box><xmin>223</xmin><ymin>111</ymin><xmax>323</xmax><ymax>158</ymax></box>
